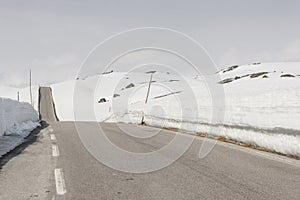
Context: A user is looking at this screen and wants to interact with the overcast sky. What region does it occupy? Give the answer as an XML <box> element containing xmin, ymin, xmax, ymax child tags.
<box><xmin>0</xmin><ymin>0</ymin><xmax>300</xmax><ymax>88</ymax></box>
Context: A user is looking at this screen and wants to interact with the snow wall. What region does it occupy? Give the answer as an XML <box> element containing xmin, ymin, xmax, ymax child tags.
<box><xmin>0</xmin><ymin>97</ymin><xmax>39</xmax><ymax>136</ymax></box>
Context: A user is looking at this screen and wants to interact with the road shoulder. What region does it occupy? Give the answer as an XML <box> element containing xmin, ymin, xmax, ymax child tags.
<box><xmin>0</xmin><ymin>125</ymin><xmax>54</xmax><ymax>200</ymax></box>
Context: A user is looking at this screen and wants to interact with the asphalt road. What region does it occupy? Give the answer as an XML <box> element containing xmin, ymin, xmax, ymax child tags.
<box><xmin>39</xmin><ymin>87</ymin><xmax>59</xmax><ymax>122</ymax></box>
<box><xmin>1</xmin><ymin>121</ymin><xmax>299</xmax><ymax>200</ymax></box>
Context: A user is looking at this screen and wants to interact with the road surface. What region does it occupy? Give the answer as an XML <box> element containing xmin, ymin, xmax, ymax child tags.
<box><xmin>39</xmin><ymin>87</ymin><xmax>59</xmax><ymax>121</ymax></box>
<box><xmin>0</xmin><ymin>121</ymin><xmax>299</xmax><ymax>200</ymax></box>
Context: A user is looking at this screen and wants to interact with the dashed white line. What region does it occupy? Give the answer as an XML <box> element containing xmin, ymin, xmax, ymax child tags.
<box><xmin>50</xmin><ymin>134</ymin><xmax>56</xmax><ymax>141</ymax></box>
<box><xmin>52</xmin><ymin>144</ymin><xmax>60</xmax><ymax>157</ymax></box>
<box><xmin>54</xmin><ymin>169</ymin><xmax>67</xmax><ymax>195</ymax></box>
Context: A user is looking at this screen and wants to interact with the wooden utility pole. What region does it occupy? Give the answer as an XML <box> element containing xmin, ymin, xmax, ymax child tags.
<box><xmin>145</xmin><ymin>73</ymin><xmax>153</xmax><ymax>104</ymax></box>
<box><xmin>17</xmin><ymin>91</ymin><xmax>20</xmax><ymax>102</ymax></box>
<box><xmin>30</xmin><ymin>69</ymin><xmax>33</xmax><ymax>106</ymax></box>
<box><xmin>141</xmin><ymin>73</ymin><xmax>154</xmax><ymax>125</ymax></box>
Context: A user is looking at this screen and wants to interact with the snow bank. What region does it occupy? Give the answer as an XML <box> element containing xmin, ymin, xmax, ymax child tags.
<box><xmin>113</xmin><ymin>112</ymin><xmax>300</xmax><ymax>157</ymax></box>
<box><xmin>0</xmin><ymin>97</ymin><xmax>39</xmax><ymax>137</ymax></box>
<box><xmin>4</xmin><ymin>121</ymin><xmax>40</xmax><ymax>137</ymax></box>
<box><xmin>52</xmin><ymin>62</ymin><xmax>298</xmax><ymax>157</ymax></box>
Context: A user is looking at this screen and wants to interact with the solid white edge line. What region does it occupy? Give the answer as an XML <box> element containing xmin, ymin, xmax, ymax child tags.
<box><xmin>52</xmin><ymin>144</ymin><xmax>60</xmax><ymax>157</ymax></box>
<box><xmin>54</xmin><ymin>168</ymin><xmax>67</xmax><ymax>195</ymax></box>
<box><xmin>50</xmin><ymin>134</ymin><xmax>56</xmax><ymax>141</ymax></box>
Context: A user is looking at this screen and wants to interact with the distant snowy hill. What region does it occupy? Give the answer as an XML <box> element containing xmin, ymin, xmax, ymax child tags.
<box><xmin>215</xmin><ymin>62</ymin><xmax>300</xmax><ymax>130</ymax></box>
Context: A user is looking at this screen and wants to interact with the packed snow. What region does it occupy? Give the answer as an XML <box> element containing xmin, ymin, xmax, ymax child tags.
<box><xmin>0</xmin><ymin>97</ymin><xmax>39</xmax><ymax>157</ymax></box>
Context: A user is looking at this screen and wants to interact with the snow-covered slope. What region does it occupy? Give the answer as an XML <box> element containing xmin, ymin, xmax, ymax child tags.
<box><xmin>217</xmin><ymin>62</ymin><xmax>300</xmax><ymax>130</ymax></box>
<box><xmin>53</xmin><ymin>62</ymin><xmax>300</xmax><ymax>157</ymax></box>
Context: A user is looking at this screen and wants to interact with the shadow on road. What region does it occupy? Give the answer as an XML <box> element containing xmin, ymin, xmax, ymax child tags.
<box><xmin>0</xmin><ymin>121</ymin><xmax>49</xmax><ymax>171</ymax></box>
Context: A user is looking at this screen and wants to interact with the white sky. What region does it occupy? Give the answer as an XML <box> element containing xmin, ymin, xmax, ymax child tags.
<box><xmin>0</xmin><ymin>0</ymin><xmax>300</xmax><ymax>87</ymax></box>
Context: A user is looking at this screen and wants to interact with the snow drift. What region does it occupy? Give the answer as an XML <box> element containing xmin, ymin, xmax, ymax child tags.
<box><xmin>0</xmin><ymin>97</ymin><xmax>39</xmax><ymax>137</ymax></box>
<box><xmin>0</xmin><ymin>97</ymin><xmax>39</xmax><ymax>157</ymax></box>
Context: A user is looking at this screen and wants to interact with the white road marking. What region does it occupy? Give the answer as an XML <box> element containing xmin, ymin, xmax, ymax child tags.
<box><xmin>54</xmin><ymin>169</ymin><xmax>67</xmax><ymax>195</ymax></box>
<box><xmin>49</xmin><ymin>128</ymin><xmax>54</xmax><ymax>132</ymax></box>
<box><xmin>52</xmin><ymin>144</ymin><xmax>60</xmax><ymax>157</ymax></box>
<box><xmin>50</xmin><ymin>134</ymin><xmax>56</xmax><ymax>141</ymax></box>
